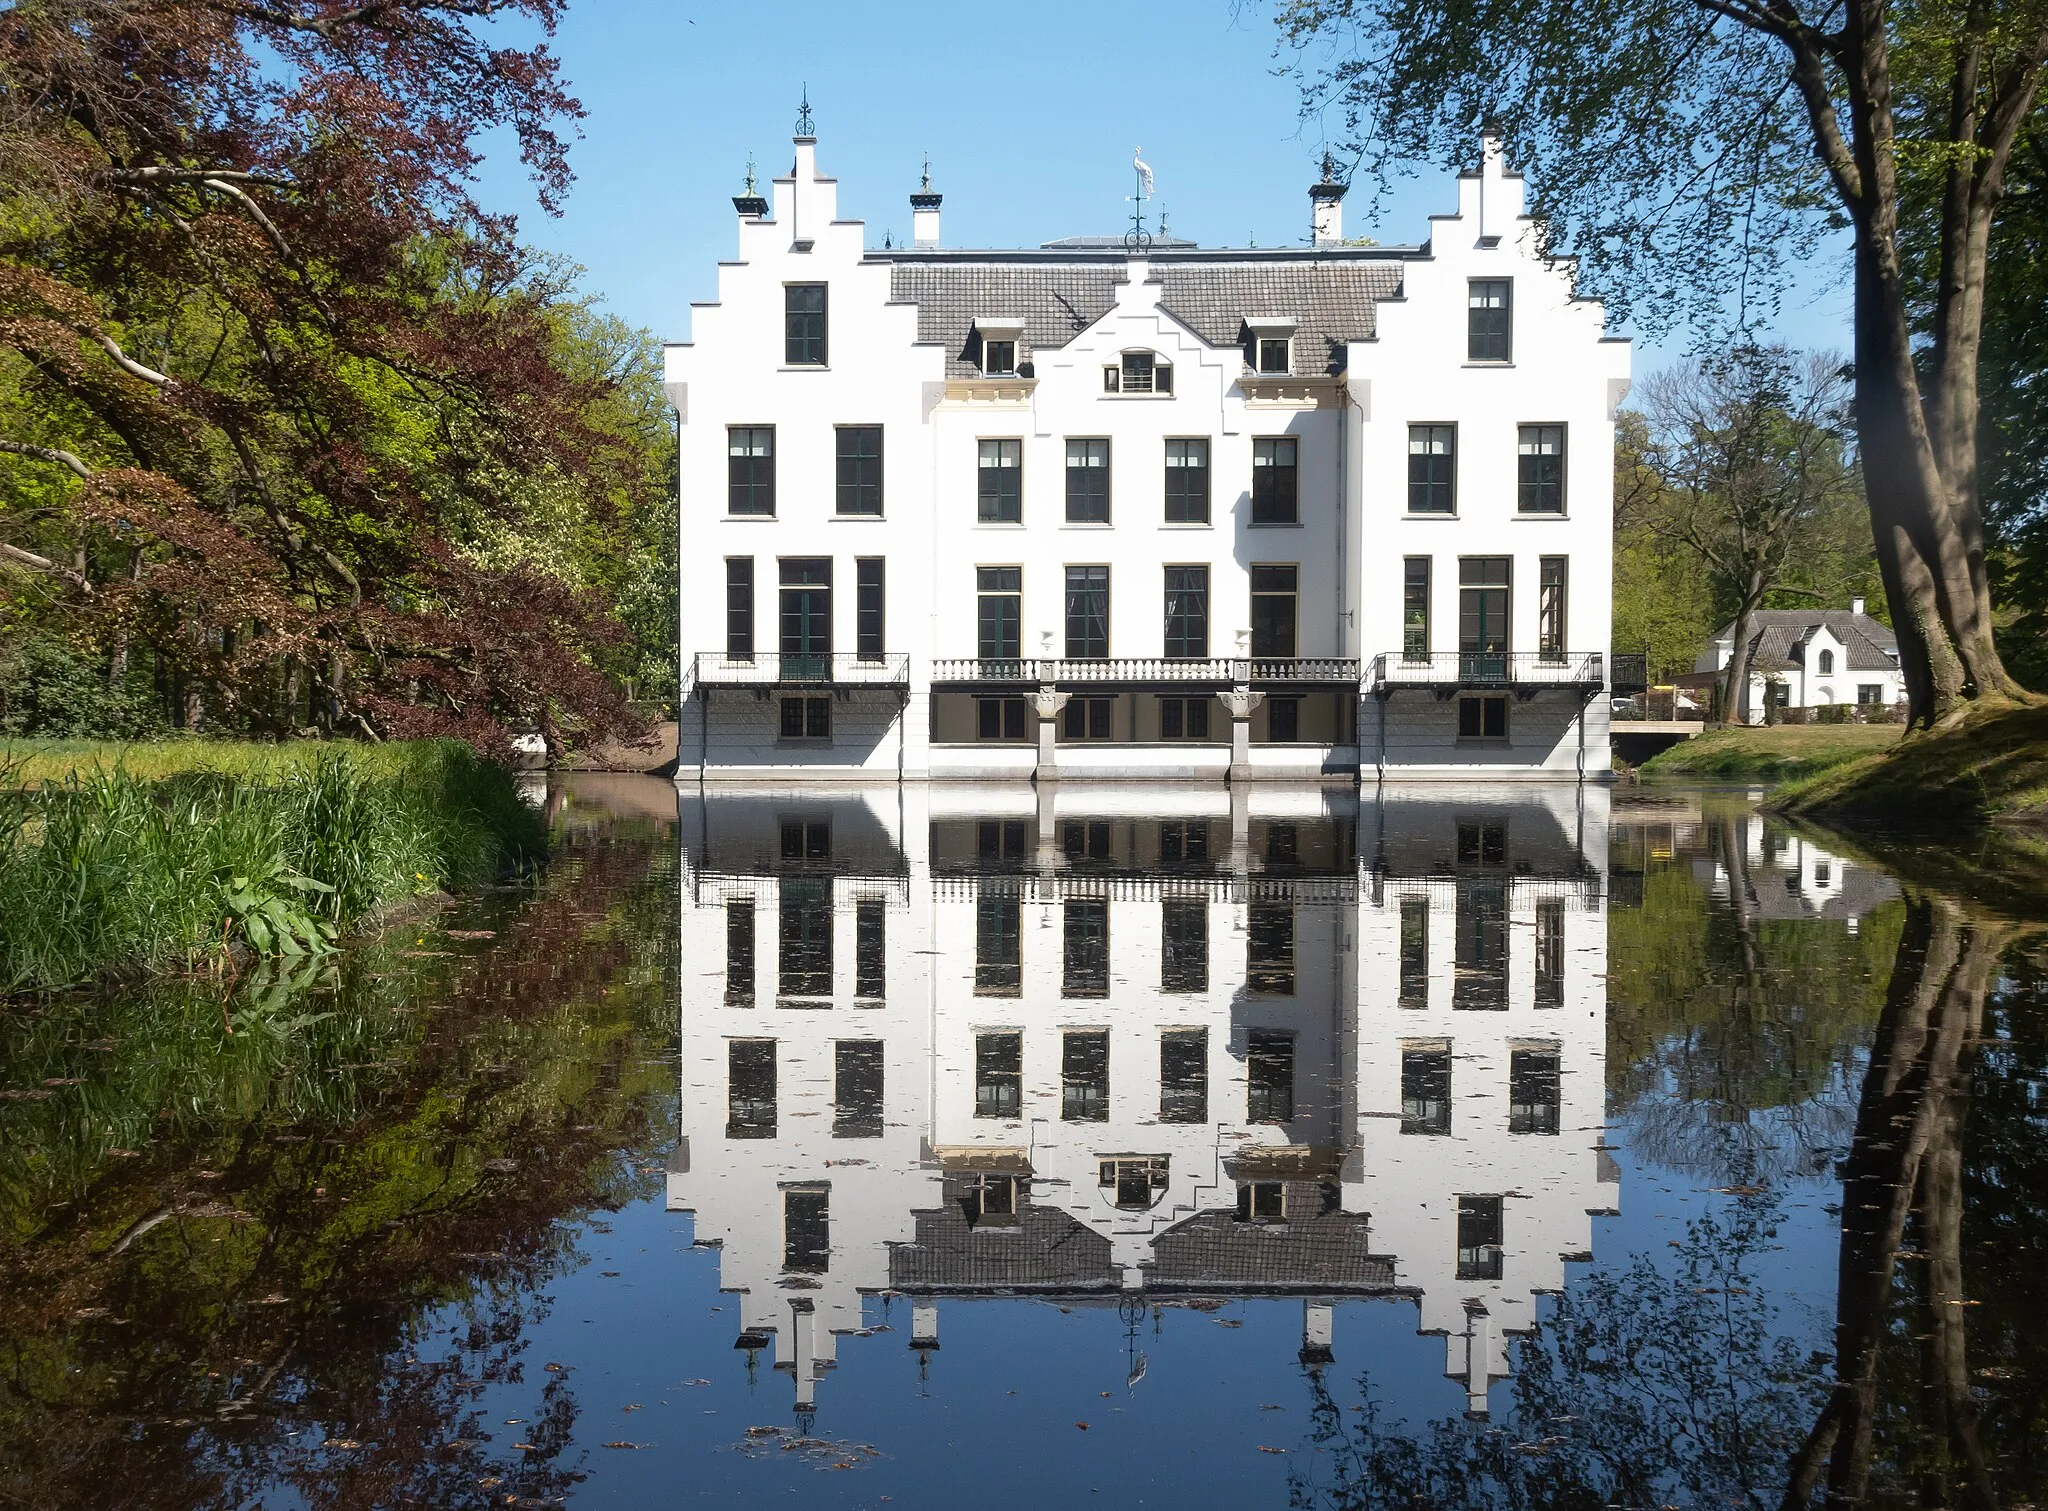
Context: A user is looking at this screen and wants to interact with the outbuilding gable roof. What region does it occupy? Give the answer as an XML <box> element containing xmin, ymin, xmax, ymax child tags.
<box><xmin>1699</xmin><ymin>609</ymin><xmax>1900</xmax><ymax>674</ymax></box>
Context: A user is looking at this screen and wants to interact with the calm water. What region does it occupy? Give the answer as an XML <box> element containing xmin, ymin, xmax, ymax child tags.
<box><xmin>2</xmin><ymin>776</ymin><xmax>2041</xmax><ymax>1509</ymax></box>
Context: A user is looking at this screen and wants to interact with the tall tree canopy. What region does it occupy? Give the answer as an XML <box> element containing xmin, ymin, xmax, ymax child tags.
<box><xmin>1278</xmin><ymin>0</ymin><xmax>2048</xmax><ymax>729</ymax></box>
<box><xmin>0</xmin><ymin>0</ymin><xmax>666</xmax><ymax>752</ymax></box>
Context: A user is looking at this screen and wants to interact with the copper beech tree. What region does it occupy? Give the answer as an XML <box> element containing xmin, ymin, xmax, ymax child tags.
<box><xmin>1278</xmin><ymin>0</ymin><xmax>2048</xmax><ymax>728</ymax></box>
<box><xmin>0</xmin><ymin>0</ymin><xmax>656</xmax><ymax>753</ymax></box>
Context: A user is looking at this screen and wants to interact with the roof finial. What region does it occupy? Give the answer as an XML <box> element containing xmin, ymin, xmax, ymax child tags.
<box><xmin>1320</xmin><ymin>151</ymin><xmax>1337</xmax><ymax>182</ymax></box>
<box><xmin>795</xmin><ymin>85</ymin><xmax>814</xmax><ymax>138</ymax></box>
<box><xmin>743</xmin><ymin>153</ymin><xmax>757</xmax><ymax>196</ymax></box>
<box><xmin>921</xmin><ymin>153</ymin><xmax>932</xmax><ymax>192</ymax></box>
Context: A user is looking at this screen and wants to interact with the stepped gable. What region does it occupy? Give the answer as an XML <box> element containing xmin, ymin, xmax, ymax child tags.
<box><xmin>888</xmin><ymin>1202</ymin><xmax>1116</xmax><ymax>1291</ymax></box>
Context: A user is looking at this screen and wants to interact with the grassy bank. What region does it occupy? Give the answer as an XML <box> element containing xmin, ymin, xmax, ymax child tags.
<box><xmin>1638</xmin><ymin>723</ymin><xmax>1902</xmax><ymax>782</ymax></box>
<box><xmin>0</xmin><ymin>740</ymin><xmax>545</xmax><ymax>994</ymax></box>
<box><xmin>1775</xmin><ymin>703</ymin><xmax>2048</xmax><ymax>830</ymax></box>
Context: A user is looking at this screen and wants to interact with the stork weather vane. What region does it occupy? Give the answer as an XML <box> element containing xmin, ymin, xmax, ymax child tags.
<box><xmin>1127</xmin><ymin>147</ymin><xmax>1154</xmax><ymax>252</ymax></box>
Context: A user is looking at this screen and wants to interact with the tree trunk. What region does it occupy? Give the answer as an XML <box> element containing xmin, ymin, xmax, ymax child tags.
<box><xmin>1721</xmin><ymin>592</ymin><xmax>1764</xmax><ymax>725</ymax></box>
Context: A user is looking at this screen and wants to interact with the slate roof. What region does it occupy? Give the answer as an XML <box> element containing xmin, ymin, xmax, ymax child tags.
<box><xmin>887</xmin><ymin>1202</ymin><xmax>1115</xmax><ymax>1291</ymax></box>
<box><xmin>1149</xmin><ymin>1201</ymin><xmax>1397</xmax><ymax>1291</ymax></box>
<box><xmin>1697</xmin><ymin>610</ymin><xmax>1900</xmax><ymax>674</ymax></box>
<box><xmin>879</xmin><ymin>250</ymin><xmax>1407</xmax><ymax>379</ymax></box>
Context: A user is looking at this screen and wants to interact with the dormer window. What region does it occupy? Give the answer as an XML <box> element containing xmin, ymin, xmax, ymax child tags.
<box><xmin>1257</xmin><ymin>337</ymin><xmax>1291</xmax><ymax>374</ymax></box>
<box><xmin>1099</xmin><ymin>1156</ymin><xmax>1170</xmax><ymax>1209</ymax></box>
<box><xmin>1246</xmin><ymin>318</ymin><xmax>1298</xmax><ymax>376</ymax></box>
<box><xmin>1818</xmin><ymin>648</ymin><xmax>1834</xmax><ymax>674</ymax></box>
<box><xmin>983</xmin><ymin>339</ymin><xmax>1017</xmax><ymax>376</ymax></box>
<box><xmin>1104</xmin><ymin>351</ymin><xmax>1172</xmax><ymax>394</ymax></box>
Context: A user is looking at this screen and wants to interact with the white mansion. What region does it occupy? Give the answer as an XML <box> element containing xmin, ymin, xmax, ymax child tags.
<box><xmin>665</xmin><ymin>116</ymin><xmax>1632</xmax><ymax>781</ymax></box>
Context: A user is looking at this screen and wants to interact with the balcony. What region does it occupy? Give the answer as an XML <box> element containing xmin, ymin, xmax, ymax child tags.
<box><xmin>930</xmin><ymin>657</ymin><xmax>1363</xmax><ymax>687</ymax></box>
<box><xmin>1368</xmin><ymin>651</ymin><xmax>1605</xmax><ymax>694</ymax></box>
<box><xmin>690</xmin><ymin>651</ymin><xmax>911</xmax><ymax>689</ymax></box>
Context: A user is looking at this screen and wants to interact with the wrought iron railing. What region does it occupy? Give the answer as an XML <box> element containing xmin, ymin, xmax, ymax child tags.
<box><xmin>692</xmin><ymin>651</ymin><xmax>910</xmax><ymax>686</ymax></box>
<box><xmin>1610</xmin><ymin>654</ymin><xmax>1648</xmax><ymax>695</ymax></box>
<box><xmin>1367</xmin><ymin>651</ymin><xmax>1605</xmax><ymax>690</ymax></box>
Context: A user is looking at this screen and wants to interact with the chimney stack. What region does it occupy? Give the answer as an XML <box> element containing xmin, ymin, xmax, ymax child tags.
<box><xmin>1311</xmin><ymin>153</ymin><xmax>1348</xmax><ymax>247</ymax></box>
<box><xmin>1851</xmin><ymin>595</ymin><xmax>1866</xmax><ymax>616</ymax></box>
<box><xmin>910</xmin><ymin>156</ymin><xmax>941</xmax><ymax>248</ymax></box>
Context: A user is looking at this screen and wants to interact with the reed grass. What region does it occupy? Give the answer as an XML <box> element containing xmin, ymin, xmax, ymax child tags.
<box><xmin>0</xmin><ymin>741</ymin><xmax>545</xmax><ymax>993</ymax></box>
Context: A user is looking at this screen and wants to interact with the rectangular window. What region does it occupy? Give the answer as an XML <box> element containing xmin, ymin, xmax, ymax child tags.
<box><xmin>834</xmin><ymin>425</ymin><xmax>884</xmax><ymax>515</ymax></box>
<box><xmin>976</xmin><ymin>566</ymin><xmax>1022</xmax><ymax>661</ymax></box>
<box><xmin>727</xmin><ymin>1039</ymin><xmax>776</xmax><ymax>1140</ymax></box>
<box><xmin>1163</xmin><ymin>565</ymin><xmax>1209</xmax><ymax>659</ymax></box>
<box><xmin>1065</xmin><ymin>438</ymin><xmax>1111</xmax><ymax>523</ymax></box>
<box><xmin>726</xmin><ymin>558</ymin><xmax>755</xmax><ymax>660</ymax></box>
<box><xmin>1116</xmin><ymin>351</ymin><xmax>1169</xmax><ymax>393</ymax></box>
<box><xmin>834</xmin><ymin>1040</ymin><xmax>885</xmax><ymax>1138</ymax></box>
<box><xmin>778</xmin><ymin>879</ymin><xmax>833</xmax><ymax>998</ymax></box>
<box><xmin>785</xmin><ymin>283</ymin><xmax>828</xmax><ymax>365</ymax></box>
<box><xmin>728</xmin><ymin>427</ymin><xmax>775</xmax><ymax>516</ymax></box>
<box><xmin>1453</xmin><ymin>881</ymin><xmax>1508</xmax><ymax>1010</ymax></box>
<box><xmin>974</xmin><ymin>1031</ymin><xmax>1022</xmax><ymax>1119</ymax></box>
<box><xmin>1160</xmin><ymin>820</ymin><xmax>1208</xmax><ymax>864</ymax></box>
<box><xmin>1246</xmin><ymin>1030</ymin><xmax>1295</xmax><ymax>1124</ymax></box>
<box><xmin>1456</xmin><ymin>1195</ymin><xmax>1505</xmax><ymax>1279</ymax></box>
<box><xmin>1858</xmin><ymin>683</ymin><xmax>1883</xmax><ymax>705</ymax></box>
<box><xmin>975</xmin><ymin>893</ymin><xmax>1022</xmax><ymax>995</ymax></box>
<box><xmin>978</xmin><ymin>820</ymin><xmax>1028</xmax><ymax>865</ymax></box>
<box><xmin>1062</xmin><ymin>898</ymin><xmax>1109</xmax><ymax>997</ymax></box>
<box><xmin>1538</xmin><ymin>557</ymin><xmax>1567</xmax><ymax>662</ymax></box>
<box><xmin>1157</xmin><ymin>696</ymin><xmax>1211</xmax><ymax>740</ymax></box>
<box><xmin>1061</xmin><ymin>696</ymin><xmax>1114</xmax><ymax>740</ymax></box>
<box><xmin>982</xmin><ymin>338</ymin><xmax>1016</xmax><ymax>376</ymax></box>
<box><xmin>1247</xmin><ymin>902</ymin><xmax>1295</xmax><ymax>995</ymax></box>
<box><xmin>856</xmin><ymin>558</ymin><xmax>885</xmax><ymax>661</ymax></box>
<box><xmin>1265</xmin><ymin>822</ymin><xmax>1300</xmax><ymax>868</ymax></box>
<box><xmin>725</xmin><ymin>899</ymin><xmax>756</xmax><ymax>1006</ymax></box>
<box><xmin>1403</xmin><ymin>557</ymin><xmax>1430</xmax><ymax>662</ymax></box>
<box><xmin>976</xmin><ymin>696</ymin><xmax>1029</xmax><ymax>740</ymax></box>
<box><xmin>781</xmin><ymin>820</ymin><xmax>831</xmax><ymax>860</ymax></box>
<box><xmin>1265</xmin><ymin>696</ymin><xmax>1300</xmax><ymax>743</ymax></box>
<box><xmin>1237</xmin><ymin>1181</ymin><xmax>1287</xmax><ymax>1222</ymax></box>
<box><xmin>780</xmin><ymin>695</ymin><xmax>832</xmax><ymax>739</ymax></box>
<box><xmin>1256</xmin><ymin>336</ymin><xmax>1291</xmax><ymax>374</ymax></box>
<box><xmin>1457</xmin><ymin>695</ymin><xmax>1507</xmax><ymax>741</ymax></box>
<box><xmin>1457</xmin><ymin>822</ymin><xmax>1507</xmax><ymax>867</ymax></box>
<box><xmin>783</xmin><ymin>1187</ymin><xmax>829</xmax><ymax>1272</ymax></box>
<box><xmin>1459</xmin><ymin>557</ymin><xmax>1510</xmax><ymax>660</ymax></box>
<box><xmin>1102</xmin><ymin>1156</ymin><xmax>1169</xmax><ymax>1209</ymax></box>
<box><xmin>1062</xmin><ymin>820</ymin><xmax>1111</xmax><ymax>861</ymax></box>
<box><xmin>855</xmin><ymin>898</ymin><xmax>886</xmax><ymax>1000</ymax></box>
<box><xmin>1161</xmin><ymin>899</ymin><xmax>1208</xmax><ymax>992</ymax></box>
<box><xmin>779</xmin><ymin>557</ymin><xmax>833</xmax><ymax>668</ymax></box>
<box><xmin>1398</xmin><ymin>896</ymin><xmax>1428</xmax><ymax>1008</ymax></box>
<box><xmin>1252</xmin><ymin>437</ymin><xmax>1299</xmax><ymax>525</ymax></box>
<box><xmin>1509</xmin><ymin>1046</ymin><xmax>1561</xmax><ymax>1135</ymax></box>
<box><xmin>1159</xmin><ymin>1027</ymin><xmax>1208</xmax><ymax>1122</ymax></box>
<box><xmin>1518</xmin><ymin>425</ymin><xmax>1566</xmax><ymax>513</ymax></box>
<box><xmin>1249</xmin><ymin>564</ymin><xmax>1298</xmax><ymax>658</ymax></box>
<box><xmin>1065</xmin><ymin>565</ymin><xmax>1110</xmax><ymax>658</ymax></box>
<box><xmin>978</xmin><ymin>439</ymin><xmax>1023</xmax><ymax>523</ymax></box>
<box><xmin>1535</xmin><ymin>900</ymin><xmax>1565</xmax><ymax>1008</ymax></box>
<box><xmin>1061</xmin><ymin>1030</ymin><xmax>1109</xmax><ymax>1122</ymax></box>
<box><xmin>1164</xmin><ymin>438</ymin><xmax>1211</xmax><ymax>523</ymax></box>
<box><xmin>1468</xmin><ymin>280</ymin><xmax>1511</xmax><ymax>363</ymax></box>
<box><xmin>1401</xmin><ymin>1043</ymin><xmax>1452</xmax><ymax>1135</ymax></box>
<box><xmin>1407</xmin><ymin>425</ymin><xmax>1457</xmax><ymax>514</ymax></box>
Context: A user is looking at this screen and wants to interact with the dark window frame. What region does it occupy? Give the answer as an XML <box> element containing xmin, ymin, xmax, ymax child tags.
<box><xmin>1538</xmin><ymin>557</ymin><xmax>1567</xmax><ymax>663</ymax></box>
<box><xmin>1246</xmin><ymin>1029</ymin><xmax>1296</xmax><ymax>1124</ymax></box>
<box><xmin>1251</xmin><ymin>436</ymin><xmax>1300</xmax><ymax>525</ymax></box>
<box><xmin>1163</xmin><ymin>564</ymin><xmax>1209</xmax><ymax>659</ymax></box>
<box><xmin>835</xmin><ymin>425</ymin><xmax>884</xmax><ymax>516</ymax></box>
<box><xmin>1517</xmin><ymin>424</ymin><xmax>1566</xmax><ymax>513</ymax></box>
<box><xmin>977</xmin><ymin>438</ymin><xmax>1023</xmax><ymax>523</ymax></box>
<box><xmin>784</xmin><ymin>283</ymin><xmax>828</xmax><ymax>366</ymax></box>
<box><xmin>779</xmin><ymin>695</ymin><xmax>833</xmax><ymax>740</ymax></box>
<box><xmin>1467</xmin><ymin>280</ymin><xmax>1512</xmax><ymax>363</ymax></box>
<box><xmin>1159</xmin><ymin>1026</ymin><xmax>1208</xmax><ymax>1122</ymax></box>
<box><xmin>1065</xmin><ymin>437</ymin><xmax>1112</xmax><ymax>523</ymax></box>
<box><xmin>976</xmin><ymin>696</ymin><xmax>1029</xmax><ymax>740</ymax></box>
<box><xmin>1403</xmin><ymin>556</ymin><xmax>1431</xmax><ymax>662</ymax></box>
<box><xmin>1064</xmin><ymin>564</ymin><xmax>1110</xmax><ymax>659</ymax></box>
<box><xmin>856</xmin><ymin>557</ymin><xmax>885</xmax><ymax>661</ymax></box>
<box><xmin>1249</xmin><ymin>563</ymin><xmax>1298</xmax><ymax>658</ymax></box>
<box><xmin>726</xmin><ymin>557</ymin><xmax>755</xmax><ymax>660</ymax></box>
<box><xmin>1456</xmin><ymin>1195</ymin><xmax>1505</xmax><ymax>1279</ymax></box>
<box><xmin>1164</xmin><ymin>437</ymin><xmax>1211</xmax><ymax>524</ymax></box>
<box><xmin>974</xmin><ymin>1031</ymin><xmax>1023</xmax><ymax>1119</ymax></box>
<box><xmin>727</xmin><ymin>426</ymin><xmax>776</xmax><ymax>516</ymax></box>
<box><xmin>1407</xmin><ymin>424</ymin><xmax>1456</xmax><ymax>514</ymax></box>
<box><xmin>1160</xmin><ymin>901</ymin><xmax>1208</xmax><ymax>994</ymax></box>
<box><xmin>1157</xmin><ymin>695</ymin><xmax>1212</xmax><ymax>741</ymax></box>
<box><xmin>1060</xmin><ymin>1029</ymin><xmax>1110</xmax><ymax>1123</ymax></box>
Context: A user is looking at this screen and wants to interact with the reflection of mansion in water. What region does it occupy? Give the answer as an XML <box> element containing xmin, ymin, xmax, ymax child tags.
<box><xmin>667</xmin><ymin>785</ymin><xmax>1616</xmax><ymax>1418</ymax></box>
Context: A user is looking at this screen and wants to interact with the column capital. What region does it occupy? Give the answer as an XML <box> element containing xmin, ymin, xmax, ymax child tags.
<box><xmin>1219</xmin><ymin>688</ymin><xmax>1264</xmax><ymax>720</ymax></box>
<box><xmin>1031</xmin><ymin>686</ymin><xmax>1072</xmax><ymax>720</ymax></box>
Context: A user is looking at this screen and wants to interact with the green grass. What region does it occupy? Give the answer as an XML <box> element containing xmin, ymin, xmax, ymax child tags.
<box><xmin>1775</xmin><ymin>702</ymin><xmax>2048</xmax><ymax>829</ymax></box>
<box><xmin>1638</xmin><ymin>722</ymin><xmax>1903</xmax><ymax>782</ymax></box>
<box><xmin>0</xmin><ymin>740</ymin><xmax>546</xmax><ymax>994</ymax></box>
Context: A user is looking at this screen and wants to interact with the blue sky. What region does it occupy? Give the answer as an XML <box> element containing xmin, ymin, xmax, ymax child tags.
<box><xmin>471</xmin><ymin>0</ymin><xmax>1853</xmax><ymax>371</ymax></box>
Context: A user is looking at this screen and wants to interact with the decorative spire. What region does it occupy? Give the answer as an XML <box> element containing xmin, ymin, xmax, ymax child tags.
<box><xmin>743</xmin><ymin>153</ymin><xmax>757</xmax><ymax>196</ymax></box>
<box><xmin>732</xmin><ymin>150</ymin><xmax>768</xmax><ymax>217</ymax></box>
<box><xmin>794</xmin><ymin>84</ymin><xmax>814</xmax><ymax>138</ymax></box>
<box><xmin>921</xmin><ymin>153</ymin><xmax>932</xmax><ymax>192</ymax></box>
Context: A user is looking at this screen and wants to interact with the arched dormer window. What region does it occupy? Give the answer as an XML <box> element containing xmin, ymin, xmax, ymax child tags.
<box><xmin>1103</xmin><ymin>350</ymin><xmax>1172</xmax><ymax>394</ymax></box>
<box><xmin>1817</xmin><ymin>649</ymin><xmax>1835</xmax><ymax>674</ymax></box>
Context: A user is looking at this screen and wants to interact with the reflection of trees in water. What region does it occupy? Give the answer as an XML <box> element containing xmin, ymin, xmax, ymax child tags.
<box><xmin>1285</xmin><ymin>1187</ymin><xmax>1825</xmax><ymax>1511</ymax></box>
<box><xmin>0</xmin><ymin>825</ymin><xmax>679</xmax><ymax>1510</ymax></box>
<box><xmin>1618</xmin><ymin>1079</ymin><xmax>1858</xmax><ymax>1185</ymax></box>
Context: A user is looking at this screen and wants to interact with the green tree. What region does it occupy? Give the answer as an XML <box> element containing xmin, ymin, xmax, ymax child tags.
<box><xmin>1276</xmin><ymin>0</ymin><xmax>2048</xmax><ymax>728</ymax></box>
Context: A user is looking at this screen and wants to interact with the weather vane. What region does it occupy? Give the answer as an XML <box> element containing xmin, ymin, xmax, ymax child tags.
<box><xmin>1126</xmin><ymin>146</ymin><xmax>1154</xmax><ymax>253</ymax></box>
<box><xmin>921</xmin><ymin>153</ymin><xmax>932</xmax><ymax>192</ymax></box>
<box><xmin>795</xmin><ymin>84</ymin><xmax>814</xmax><ymax>137</ymax></box>
<box><xmin>743</xmin><ymin>153</ymin><xmax>757</xmax><ymax>195</ymax></box>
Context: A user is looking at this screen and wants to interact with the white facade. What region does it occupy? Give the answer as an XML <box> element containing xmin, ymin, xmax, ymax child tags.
<box><xmin>1696</xmin><ymin>601</ymin><xmax>1905</xmax><ymax>722</ymax></box>
<box><xmin>666</xmin><ymin>124</ymin><xmax>1629</xmax><ymax>782</ymax></box>
<box><xmin>666</xmin><ymin>782</ymin><xmax>1616</xmax><ymax>1422</ymax></box>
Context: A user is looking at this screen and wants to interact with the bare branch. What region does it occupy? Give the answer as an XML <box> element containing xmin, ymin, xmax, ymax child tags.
<box><xmin>0</xmin><ymin>438</ymin><xmax>93</xmax><ymax>480</ymax></box>
<box><xmin>0</xmin><ymin>542</ymin><xmax>92</xmax><ymax>595</ymax></box>
<box><xmin>202</xmin><ymin>176</ymin><xmax>294</xmax><ymax>262</ymax></box>
<box><xmin>89</xmin><ymin>334</ymin><xmax>172</xmax><ymax>387</ymax></box>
